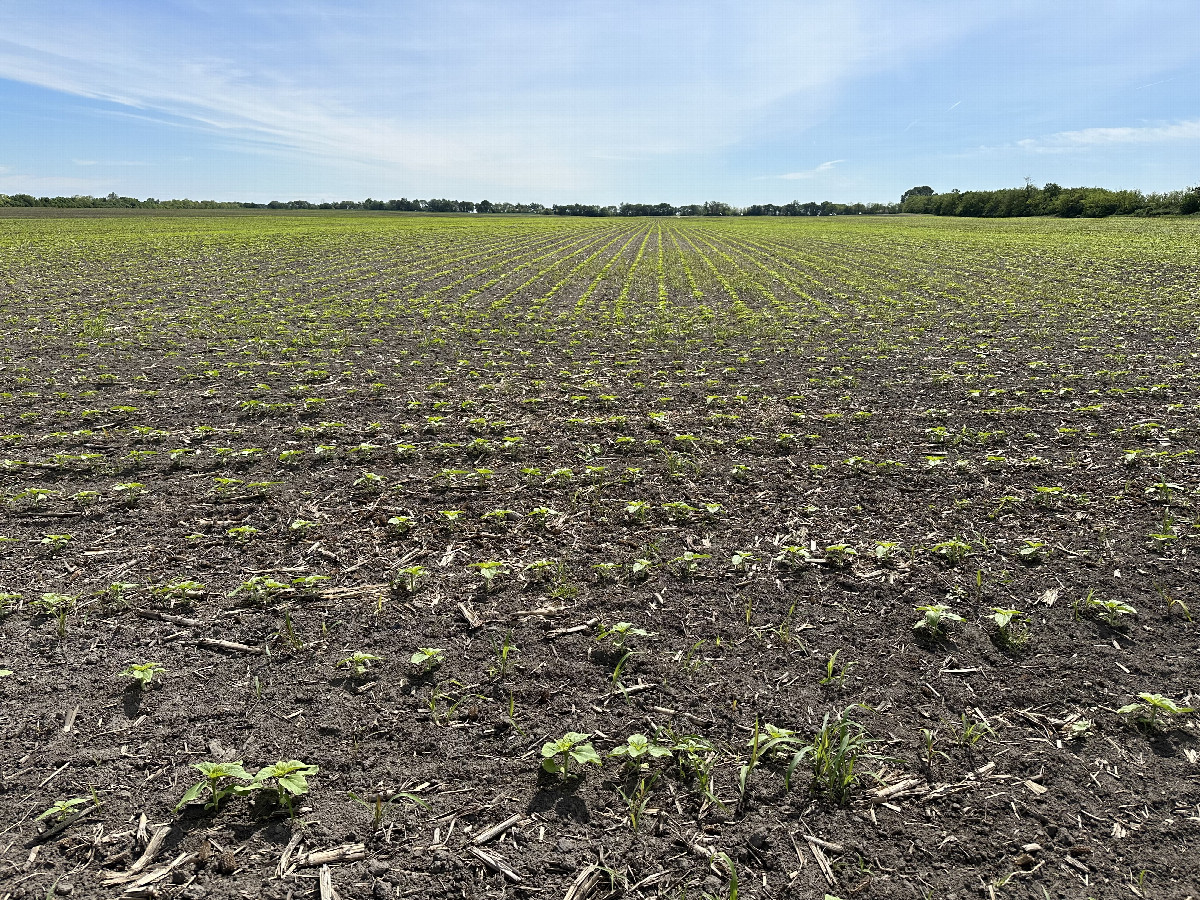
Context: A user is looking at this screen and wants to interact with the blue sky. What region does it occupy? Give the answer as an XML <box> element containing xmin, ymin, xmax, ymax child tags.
<box><xmin>1</xmin><ymin>1</ymin><xmax>1198</xmax><ymax>205</ymax></box>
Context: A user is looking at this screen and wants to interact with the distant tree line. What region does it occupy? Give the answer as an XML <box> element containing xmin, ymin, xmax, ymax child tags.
<box><xmin>900</xmin><ymin>183</ymin><xmax>1200</xmax><ymax>217</ymax></box>
<box><xmin>3</xmin><ymin>185</ymin><xmax>1197</xmax><ymax>217</ymax></box>
<box><xmin>0</xmin><ymin>192</ymin><xmax>899</xmax><ymax>216</ymax></box>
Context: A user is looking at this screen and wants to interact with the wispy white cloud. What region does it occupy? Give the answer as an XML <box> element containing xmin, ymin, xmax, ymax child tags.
<box><xmin>779</xmin><ymin>160</ymin><xmax>844</xmax><ymax>180</ymax></box>
<box><xmin>72</xmin><ymin>159</ymin><xmax>149</xmax><ymax>167</ymax></box>
<box><xmin>0</xmin><ymin>0</ymin><xmax>983</xmax><ymax>198</ymax></box>
<box><xmin>1016</xmin><ymin>119</ymin><xmax>1200</xmax><ymax>152</ymax></box>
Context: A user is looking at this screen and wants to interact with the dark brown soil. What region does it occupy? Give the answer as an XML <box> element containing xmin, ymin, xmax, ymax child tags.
<box><xmin>1</xmin><ymin>213</ymin><xmax>1197</xmax><ymax>900</ymax></box>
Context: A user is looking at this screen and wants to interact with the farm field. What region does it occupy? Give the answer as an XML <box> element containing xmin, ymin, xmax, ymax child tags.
<box><xmin>0</xmin><ymin>212</ymin><xmax>1197</xmax><ymax>900</ymax></box>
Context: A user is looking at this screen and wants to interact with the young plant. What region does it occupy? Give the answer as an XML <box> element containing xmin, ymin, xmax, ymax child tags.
<box><xmin>540</xmin><ymin>732</ymin><xmax>602</xmax><ymax>780</ymax></box>
<box><xmin>120</xmin><ymin>662</ymin><xmax>164</xmax><ymax>689</ymax></box>
<box><xmin>913</xmin><ymin>604</ymin><xmax>962</xmax><ymax>639</ymax></box>
<box><xmin>596</xmin><ymin>621</ymin><xmax>654</xmax><ymax>651</ymax></box>
<box><xmin>989</xmin><ymin>607</ymin><xmax>1029</xmax><ymax>648</ymax></box>
<box><xmin>36</xmin><ymin>797</ymin><xmax>92</xmax><ymax>823</ymax></box>
<box><xmin>32</xmin><ymin>592</ymin><xmax>75</xmax><ymax>636</ymax></box>
<box><xmin>391</xmin><ymin>565</ymin><xmax>427</xmax><ymax>595</ymax></box>
<box><xmin>471</xmin><ymin>560</ymin><xmax>508</xmax><ymax>592</ymax></box>
<box><xmin>819</xmin><ymin>650</ymin><xmax>856</xmax><ymax>688</ymax></box>
<box><xmin>339</xmin><ymin>651</ymin><xmax>380</xmax><ymax>678</ymax></box>
<box><xmin>1117</xmin><ymin>693</ymin><xmax>1194</xmax><ymax>729</ymax></box>
<box><xmin>789</xmin><ymin>705</ymin><xmax>877</xmax><ymax>804</ymax></box>
<box><xmin>410</xmin><ymin>647</ymin><xmax>445</xmax><ymax>673</ymax></box>
<box><xmin>617</xmin><ymin>774</ymin><xmax>659</xmax><ymax>831</ymax></box>
<box><xmin>249</xmin><ymin>760</ymin><xmax>318</xmax><ymax>814</ymax></box>
<box><xmin>930</xmin><ymin>539</ymin><xmax>971</xmax><ymax>564</ymax></box>
<box><xmin>1075</xmin><ymin>590</ymin><xmax>1136</xmax><ymax>627</ymax></box>
<box><xmin>235</xmin><ymin>575</ymin><xmax>289</xmax><ymax>604</ymax></box>
<box><xmin>670</xmin><ymin>550</ymin><xmax>710</xmax><ymax>578</ymax></box>
<box><xmin>609</xmin><ymin>733</ymin><xmax>672</xmax><ymax>771</ymax></box>
<box><xmin>489</xmin><ymin>630</ymin><xmax>518</xmax><ymax>680</ymax></box>
<box><xmin>174</xmin><ymin>761</ymin><xmax>253</xmax><ymax>813</ymax></box>
<box><xmin>729</xmin><ymin>550</ymin><xmax>757</xmax><ymax>572</ymax></box>
<box><xmin>739</xmin><ymin>721</ymin><xmax>807</xmax><ymax>800</ymax></box>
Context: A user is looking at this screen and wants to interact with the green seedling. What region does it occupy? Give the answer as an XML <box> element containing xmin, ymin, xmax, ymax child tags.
<box><xmin>1016</xmin><ymin>539</ymin><xmax>1049</xmax><ymax>562</ymax></box>
<box><xmin>822</xmin><ymin>544</ymin><xmax>857</xmax><ymax>567</ymax></box>
<box><xmin>670</xmin><ymin>551</ymin><xmax>710</xmax><ymax>577</ymax></box>
<box><xmin>1117</xmin><ymin>693</ymin><xmax>1194</xmax><ymax>729</ymax></box>
<box><xmin>348</xmin><ymin>790</ymin><xmax>430</xmax><ymax>831</ymax></box>
<box><xmin>597</xmin><ymin>621</ymin><xmax>654</xmax><ymax>650</ymax></box>
<box><xmin>410</xmin><ymin>647</ymin><xmax>445</xmax><ymax>672</ymax></box>
<box><xmin>392</xmin><ymin>565</ymin><xmax>428</xmax><ymax>594</ymax></box>
<box><xmin>930</xmin><ymin>539</ymin><xmax>971</xmax><ymax>564</ymax></box>
<box><xmin>540</xmin><ymin>732</ymin><xmax>601</xmax><ymax>779</ymax></box>
<box><xmin>669</xmin><ymin>734</ymin><xmax>723</xmax><ymax>810</ymax></box>
<box><xmin>290</xmin><ymin>574</ymin><xmax>329</xmax><ymax>595</ymax></box>
<box><xmin>774</xmin><ymin>545</ymin><xmax>813</xmax><ymax>568</ymax></box>
<box><xmin>489</xmin><ymin>630</ymin><xmax>518</xmax><ymax>680</ymax></box>
<box><xmin>952</xmin><ymin>713</ymin><xmax>994</xmax><ymax>750</ymax></box>
<box><xmin>729</xmin><ymin>550</ymin><xmax>757</xmax><ymax>572</ymax></box>
<box><xmin>120</xmin><ymin>662</ymin><xmax>163</xmax><ymax>689</ymax></box>
<box><xmin>36</xmin><ymin>797</ymin><xmax>92</xmax><ymax>823</ymax></box>
<box><xmin>385</xmin><ymin>515</ymin><xmax>413</xmax><ymax>535</ymax></box>
<box><xmin>250</xmin><ymin>760</ymin><xmax>318</xmax><ymax>814</ymax></box>
<box><xmin>235</xmin><ymin>575</ymin><xmax>289</xmax><ymax>604</ymax></box>
<box><xmin>990</xmin><ymin>608</ymin><xmax>1029</xmax><ymax>648</ymax></box>
<box><xmin>175</xmin><ymin>761</ymin><xmax>253</xmax><ymax>812</ymax></box>
<box><xmin>789</xmin><ymin>705</ymin><xmax>877</xmax><ymax>804</ymax></box>
<box><xmin>819</xmin><ymin>650</ymin><xmax>856</xmax><ymax>688</ymax></box>
<box><xmin>739</xmin><ymin>721</ymin><xmax>806</xmax><ymax>798</ymax></box>
<box><xmin>523</xmin><ymin>559</ymin><xmax>557</xmax><ymax>584</ymax></box>
<box><xmin>1075</xmin><ymin>590</ymin><xmax>1136</xmax><ymax>627</ymax></box>
<box><xmin>625</xmin><ymin>500</ymin><xmax>650</xmax><ymax>521</ymax></box>
<box><xmin>339</xmin><ymin>651</ymin><xmax>380</xmax><ymax>678</ymax></box>
<box><xmin>1062</xmin><ymin>719</ymin><xmax>1093</xmax><ymax>741</ymax></box>
<box><xmin>617</xmin><ymin>774</ymin><xmax>659</xmax><ymax>831</ymax></box>
<box><xmin>913</xmin><ymin>603</ymin><xmax>962</xmax><ymax>638</ymax></box>
<box><xmin>40</xmin><ymin>533</ymin><xmax>72</xmax><ymax>554</ymax></box>
<box><xmin>32</xmin><ymin>592</ymin><xmax>74</xmax><ymax>636</ymax></box>
<box><xmin>471</xmin><ymin>560</ymin><xmax>508</xmax><ymax>592</ymax></box>
<box><xmin>629</xmin><ymin>558</ymin><xmax>654</xmax><ymax>580</ymax></box>
<box><xmin>610</xmin><ymin>733</ymin><xmax>672</xmax><ymax>771</ymax></box>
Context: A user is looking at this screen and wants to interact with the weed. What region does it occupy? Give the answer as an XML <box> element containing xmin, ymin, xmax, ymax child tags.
<box><xmin>819</xmin><ymin>650</ymin><xmax>856</xmax><ymax>688</ymax></box>
<box><xmin>617</xmin><ymin>774</ymin><xmax>659</xmax><ymax>831</ymax></box>
<box><xmin>488</xmin><ymin>630</ymin><xmax>518</xmax><ymax>680</ymax></box>
<box><xmin>789</xmin><ymin>705</ymin><xmax>877</xmax><ymax>804</ymax></box>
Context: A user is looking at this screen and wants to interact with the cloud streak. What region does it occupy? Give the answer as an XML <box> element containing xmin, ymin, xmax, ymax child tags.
<box><xmin>1017</xmin><ymin>119</ymin><xmax>1200</xmax><ymax>152</ymax></box>
<box><xmin>0</xmin><ymin>0</ymin><xmax>982</xmax><ymax>199</ymax></box>
<box><xmin>779</xmin><ymin>160</ymin><xmax>845</xmax><ymax>180</ymax></box>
